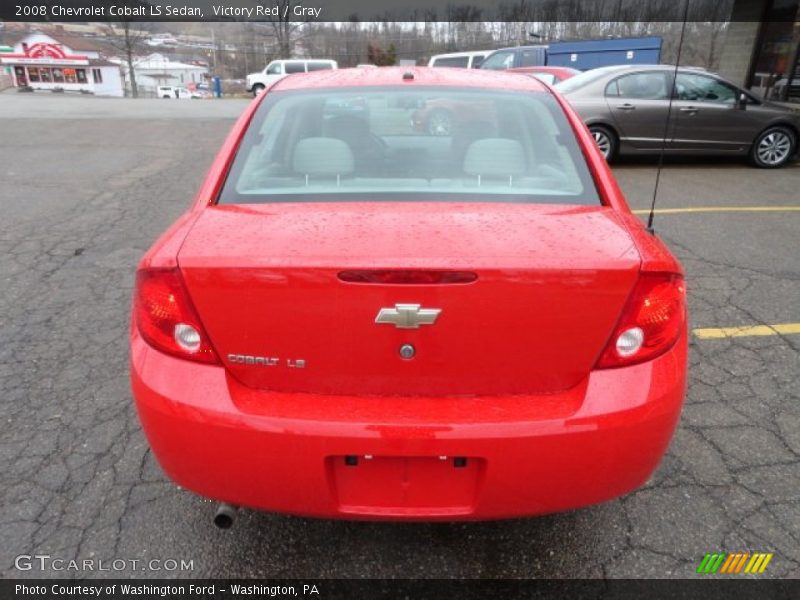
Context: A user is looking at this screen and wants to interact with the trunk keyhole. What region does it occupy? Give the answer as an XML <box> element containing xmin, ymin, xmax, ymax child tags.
<box><xmin>399</xmin><ymin>344</ymin><xmax>415</xmax><ymax>360</ymax></box>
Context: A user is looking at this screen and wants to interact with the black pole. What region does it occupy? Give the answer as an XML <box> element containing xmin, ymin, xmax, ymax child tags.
<box><xmin>646</xmin><ymin>0</ymin><xmax>691</xmax><ymax>235</ymax></box>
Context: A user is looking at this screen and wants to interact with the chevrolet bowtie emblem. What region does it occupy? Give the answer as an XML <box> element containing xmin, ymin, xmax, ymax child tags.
<box><xmin>375</xmin><ymin>304</ymin><xmax>442</xmax><ymax>329</ymax></box>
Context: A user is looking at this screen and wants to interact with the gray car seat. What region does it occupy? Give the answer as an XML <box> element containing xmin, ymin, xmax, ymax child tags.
<box><xmin>292</xmin><ymin>137</ymin><xmax>355</xmax><ymax>185</ymax></box>
<box><xmin>463</xmin><ymin>138</ymin><xmax>527</xmax><ymax>185</ymax></box>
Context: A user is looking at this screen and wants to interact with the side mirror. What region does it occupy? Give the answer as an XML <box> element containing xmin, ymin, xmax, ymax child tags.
<box><xmin>737</xmin><ymin>92</ymin><xmax>748</xmax><ymax>109</ymax></box>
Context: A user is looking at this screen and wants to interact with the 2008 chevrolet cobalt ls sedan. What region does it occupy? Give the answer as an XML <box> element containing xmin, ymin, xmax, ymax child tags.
<box><xmin>130</xmin><ymin>67</ymin><xmax>687</xmax><ymax>522</ymax></box>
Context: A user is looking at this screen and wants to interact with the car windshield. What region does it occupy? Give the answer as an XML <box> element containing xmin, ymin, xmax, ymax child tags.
<box><xmin>480</xmin><ymin>51</ymin><xmax>515</xmax><ymax>70</ymax></box>
<box><xmin>218</xmin><ymin>87</ymin><xmax>600</xmax><ymax>205</ymax></box>
<box><xmin>554</xmin><ymin>67</ymin><xmax>622</xmax><ymax>93</ymax></box>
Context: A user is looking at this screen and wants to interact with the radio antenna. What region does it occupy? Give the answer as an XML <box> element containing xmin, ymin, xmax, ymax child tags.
<box><xmin>647</xmin><ymin>0</ymin><xmax>692</xmax><ymax>235</ymax></box>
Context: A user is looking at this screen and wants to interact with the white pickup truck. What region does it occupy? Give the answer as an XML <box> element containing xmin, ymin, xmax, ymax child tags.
<box><xmin>246</xmin><ymin>59</ymin><xmax>337</xmax><ymax>96</ymax></box>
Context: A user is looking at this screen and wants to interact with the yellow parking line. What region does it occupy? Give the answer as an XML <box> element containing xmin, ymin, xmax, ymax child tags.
<box><xmin>632</xmin><ymin>206</ymin><xmax>800</xmax><ymax>215</ymax></box>
<box><xmin>694</xmin><ymin>323</ymin><xmax>800</xmax><ymax>339</ymax></box>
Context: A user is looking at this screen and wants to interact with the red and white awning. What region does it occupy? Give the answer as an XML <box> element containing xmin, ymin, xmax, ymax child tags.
<box><xmin>0</xmin><ymin>42</ymin><xmax>89</xmax><ymax>66</ymax></box>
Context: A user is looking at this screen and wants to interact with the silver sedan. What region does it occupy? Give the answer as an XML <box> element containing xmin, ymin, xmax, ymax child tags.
<box><xmin>555</xmin><ymin>65</ymin><xmax>800</xmax><ymax>168</ymax></box>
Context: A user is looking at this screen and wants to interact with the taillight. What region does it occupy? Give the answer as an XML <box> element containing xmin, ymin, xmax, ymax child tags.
<box><xmin>133</xmin><ymin>268</ymin><xmax>219</xmax><ymax>364</ymax></box>
<box><xmin>596</xmin><ymin>273</ymin><xmax>686</xmax><ymax>369</ymax></box>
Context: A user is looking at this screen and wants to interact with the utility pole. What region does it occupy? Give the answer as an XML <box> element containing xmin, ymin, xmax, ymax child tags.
<box><xmin>210</xmin><ymin>28</ymin><xmax>217</xmax><ymax>73</ymax></box>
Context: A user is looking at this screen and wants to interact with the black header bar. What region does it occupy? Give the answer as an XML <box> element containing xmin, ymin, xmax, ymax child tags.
<box><xmin>0</xmin><ymin>0</ymin><xmax>790</xmax><ymax>23</ymax></box>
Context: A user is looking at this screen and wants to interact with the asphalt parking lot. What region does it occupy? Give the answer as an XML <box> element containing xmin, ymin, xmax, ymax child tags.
<box><xmin>1</xmin><ymin>94</ymin><xmax>798</xmax><ymax>579</ymax></box>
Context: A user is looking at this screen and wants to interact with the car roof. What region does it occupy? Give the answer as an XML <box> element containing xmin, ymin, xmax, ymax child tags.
<box><xmin>271</xmin><ymin>66</ymin><xmax>549</xmax><ymax>92</ymax></box>
<box><xmin>272</xmin><ymin>58</ymin><xmax>336</xmax><ymax>63</ymax></box>
<box><xmin>584</xmin><ymin>64</ymin><xmax>708</xmax><ymax>73</ymax></box>
<box><xmin>489</xmin><ymin>45</ymin><xmax>545</xmax><ymax>52</ymax></box>
<box><xmin>431</xmin><ymin>51</ymin><xmax>492</xmax><ymax>58</ymax></box>
<box><xmin>510</xmin><ymin>66</ymin><xmax>580</xmax><ymax>74</ymax></box>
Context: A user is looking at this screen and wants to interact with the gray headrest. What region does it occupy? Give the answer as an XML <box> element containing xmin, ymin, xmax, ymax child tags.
<box><xmin>463</xmin><ymin>138</ymin><xmax>526</xmax><ymax>177</ymax></box>
<box><xmin>292</xmin><ymin>137</ymin><xmax>354</xmax><ymax>176</ymax></box>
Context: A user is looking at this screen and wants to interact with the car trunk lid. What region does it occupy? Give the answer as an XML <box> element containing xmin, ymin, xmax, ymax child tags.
<box><xmin>178</xmin><ymin>203</ymin><xmax>641</xmax><ymax>396</ymax></box>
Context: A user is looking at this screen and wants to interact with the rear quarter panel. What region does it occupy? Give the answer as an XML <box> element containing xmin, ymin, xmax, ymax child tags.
<box><xmin>550</xmin><ymin>86</ymin><xmax>682</xmax><ymax>275</ymax></box>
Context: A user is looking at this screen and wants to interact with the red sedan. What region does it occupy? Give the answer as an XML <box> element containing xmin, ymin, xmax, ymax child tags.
<box><xmin>130</xmin><ymin>67</ymin><xmax>687</xmax><ymax>524</ymax></box>
<box><xmin>509</xmin><ymin>66</ymin><xmax>582</xmax><ymax>85</ymax></box>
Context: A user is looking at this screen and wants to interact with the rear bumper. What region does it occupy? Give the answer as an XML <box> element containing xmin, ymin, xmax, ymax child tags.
<box><xmin>130</xmin><ymin>329</ymin><xmax>687</xmax><ymax>521</ymax></box>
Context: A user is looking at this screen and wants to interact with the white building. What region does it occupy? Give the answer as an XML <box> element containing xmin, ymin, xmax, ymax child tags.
<box><xmin>122</xmin><ymin>53</ymin><xmax>208</xmax><ymax>95</ymax></box>
<box><xmin>0</xmin><ymin>32</ymin><xmax>123</xmax><ymax>97</ymax></box>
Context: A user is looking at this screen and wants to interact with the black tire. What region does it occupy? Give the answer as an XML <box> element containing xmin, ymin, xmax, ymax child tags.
<box><xmin>426</xmin><ymin>109</ymin><xmax>453</xmax><ymax>136</ymax></box>
<box><xmin>589</xmin><ymin>125</ymin><xmax>617</xmax><ymax>162</ymax></box>
<box><xmin>750</xmin><ymin>126</ymin><xmax>796</xmax><ymax>168</ymax></box>
<box><xmin>251</xmin><ymin>84</ymin><xmax>265</xmax><ymax>97</ymax></box>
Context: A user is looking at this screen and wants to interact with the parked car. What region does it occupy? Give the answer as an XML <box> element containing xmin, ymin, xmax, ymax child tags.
<box><xmin>146</xmin><ymin>34</ymin><xmax>180</xmax><ymax>48</ymax></box>
<box><xmin>411</xmin><ymin>97</ymin><xmax>496</xmax><ymax>136</ymax></box>
<box><xmin>246</xmin><ymin>59</ymin><xmax>337</xmax><ymax>96</ymax></box>
<box><xmin>186</xmin><ymin>82</ymin><xmax>212</xmax><ymax>99</ymax></box>
<box><xmin>428</xmin><ymin>51</ymin><xmax>492</xmax><ymax>69</ymax></box>
<box><xmin>131</xmin><ymin>67</ymin><xmax>687</xmax><ymax>525</ymax></box>
<box><xmin>555</xmin><ymin>64</ymin><xmax>800</xmax><ymax>167</ymax></box>
<box><xmin>157</xmin><ymin>86</ymin><xmax>192</xmax><ymax>99</ymax></box>
<box><xmin>323</xmin><ymin>95</ymin><xmax>369</xmax><ymax>119</ymax></box>
<box><xmin>480</xmin><ymin>45</ymin><xmax>548</xmax><ymax>70</ymax></box>
<box><xmin>509</xmin><ymin>66</ymin><xmax>581</xmax><ymax>85</ymax></box>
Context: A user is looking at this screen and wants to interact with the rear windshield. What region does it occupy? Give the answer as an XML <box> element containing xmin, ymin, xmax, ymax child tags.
<box><xmin>218</xmin><ymin>87</ymin><xmax>600</xmax><ymax>205</ymax></box>
<box><xmin>432</xmin><ymin>56</ymin><xmax>470</xmax><ymax>68</ymax></box>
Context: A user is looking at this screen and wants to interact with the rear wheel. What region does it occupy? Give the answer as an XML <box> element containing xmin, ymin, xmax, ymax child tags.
<box><xmin>750</xmin><ymin>126</ymin><xmax>796</xmax><ymax>168</ymax></box>
<box><xmin>589</xmin><ymin>125</ymin><xmax>617</xmax><ymax>161</ymax></box>
<box><xmin>251</xmin><ymin>84</ymin><xmax>265</xmax><ymax>97</ymax></box>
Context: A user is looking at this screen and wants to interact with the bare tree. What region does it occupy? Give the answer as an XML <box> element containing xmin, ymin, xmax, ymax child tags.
<box><xmin>701</xmin><ymin>2</ymin><xmax>734</xmax><ymax>70</ymax></box>
<box><xmin>105</xmin><ymin>21</ymin><xmax>149</xmax><ymax>98</ymax></box>
<box><xmin>367</xmin><ymin>42</ymin><xmax>397</xmax><ymax>66</ymax></box>
<box><xmin>257</xmin><ymin>0</ymin><xmax>312</xmax><ymax>58</ymax></box>
<box><xmin>705</xmin><ymin>22</ymin><xmax>728</xmax><ymax>70</ymax></box>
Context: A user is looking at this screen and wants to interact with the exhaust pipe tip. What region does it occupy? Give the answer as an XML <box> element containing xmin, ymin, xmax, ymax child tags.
<box><xmin>213</xmin><ymin>503</ymin><xmax>238</xmax><ymax>529</ymax></box>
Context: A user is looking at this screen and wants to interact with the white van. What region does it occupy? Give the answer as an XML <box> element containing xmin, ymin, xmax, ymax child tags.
<box><xmin>427</xmin><ymin>51</ymin><xmax>492</xmax><ymax>69</ymax></box>
<box><xmin>246</xmin><ymin>59</ymin><xmax>338</xmax><ymax>96</ymax></box>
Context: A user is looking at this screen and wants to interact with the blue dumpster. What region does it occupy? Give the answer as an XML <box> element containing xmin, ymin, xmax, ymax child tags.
<box><xmin>546</xmin><ymin>36</ymin><xmax>662</xmax><ymax>70</ymax></box>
